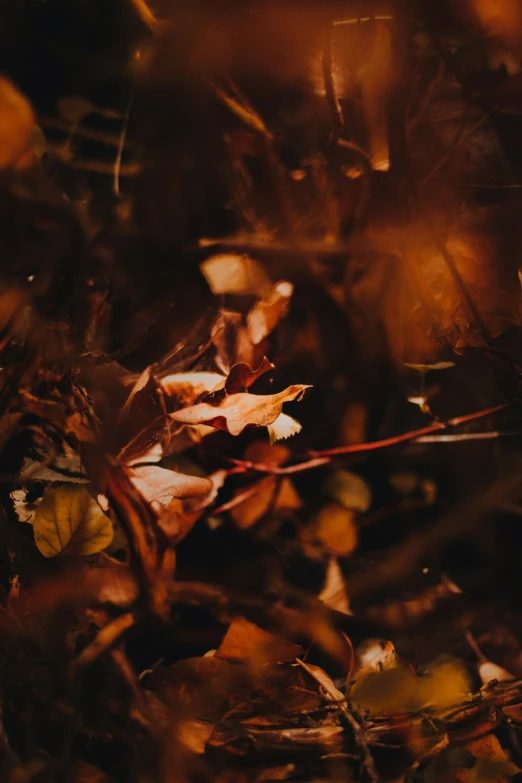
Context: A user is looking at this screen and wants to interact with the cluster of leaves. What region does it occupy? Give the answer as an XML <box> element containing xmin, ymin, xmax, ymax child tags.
<box><xmin>3</xmin><ymin>1</ymin><xmax>522</xmax><ymax>782</ymax></box>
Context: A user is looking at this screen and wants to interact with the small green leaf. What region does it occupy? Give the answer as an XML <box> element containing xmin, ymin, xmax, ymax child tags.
<box><xmin>32</xmin><ymin>485</ymin><xmax>113</xmax><ymax>558</ymax></box>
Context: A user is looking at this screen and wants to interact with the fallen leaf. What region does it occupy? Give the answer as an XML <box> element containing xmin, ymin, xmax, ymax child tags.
<box><xmin>419</xmin><ymin>659</ymin><xmax>472</xmax><ymax>710</ymax></box>
<box><xmin>171</xmin><ymin>385</ymin><xmax>311</xmax><ymax>436</ymax></box>
<box><xmin>247</xmin><ymin>281</ymin><xmax>294</xmax><ymax>345</ymax></box>
<box><xmin>71</xmin><ymin>760</ymin><xmax>112</xmax><ymax>783</ymax></box>
<box><xmin>177</xmin><ymin>719</ymin><xmax>215</xmax><ymax>754</ymax></box>
<box><xmin>224</xmin><ymin>358</ymin><xmax>274</xmax><ymax>394</ymax></box>
<box><xmin>211</xmin><ymin>309</ymin><xmax>255</xmax><ymax>373</ymax></box>
<box><xmin>216</xmin><ymin>617</ymin><xmax>303</xmax><ymax>665</ymax></box>
<box><xmin>478</xmin><ymin>660</ymin><xmax>516</xmax><ymax>686</ymax></box>
<box><xmin>319</xmin><ymin>556</ymin><xmax>351</xmax><ymax>615</ymax></box>
<box><xmin>128</xmin><ymin>465</ymin><xmax>213</xmax><ymax>505</ymax></box>
<box><xmin>157</xmin><ymin>469</ymin><xmax>228</xmax><ymax>543</ymax></box>
<box><xmin>230</xmin><ymin>476</ymin><xmax>301</xmax><ymax>530</ymax></box>
<box><xmin>324</xmin><ymin>470</ymin><xmax>372</xmax><ymax>513</ymax></box>
<box><xmin>446</xmin><ymin>733</ymin><xmax>520</xmax><ymax>783</ymax></box>
<box><xmin>309</xmin><ymin>502</ymin><xmax>358</xmax><ymax>555</ymax></box>
<box><xmin>200</xmin><ymin>254</ymin><xmax>272</xmax><ymax>296</ymax></box>
<box><xmin>244</xmin><ymin>442</ymin><xmax>290</xmax><ymax>466</ymax></box>
<box><xmin>161</xmin><ymin>371</ymin><xmax>225</xmax><ymax>403</ymax></box>
<box><xmin>32</xmin><ymin>486</ymin><xmax>113</xmax><ymax>558</ymax></box>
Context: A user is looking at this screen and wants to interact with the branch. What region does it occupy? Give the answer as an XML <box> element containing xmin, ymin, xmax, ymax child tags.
<box><xmin>225</xmin><ymin>404</ymin><xmax>510</xmax><ymax>477</ymax></box>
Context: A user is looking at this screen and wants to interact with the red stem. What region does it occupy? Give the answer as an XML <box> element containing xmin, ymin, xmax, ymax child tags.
<box><xmin>225</xmin><ymin>403</ymin><xmax>510</xmax><ymax>476</ymax></box>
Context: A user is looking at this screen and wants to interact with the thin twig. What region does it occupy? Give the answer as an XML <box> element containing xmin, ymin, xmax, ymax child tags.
<box><xmin>296</xmin><ymin>658</ymin><xmax>379</xmax><ymax>782</ymax></box>
<box><xmin>222</xmin><ymin>404</ymin><xmax>510</xmax><ymax>476</ymax></box>
<box><xmin>73</xmin><ymin>613</ymin><xmax>135</xmax><ymax>669</ymax></box>
<box><xmin>416</xmin><ymin>429</ymin><xmax>522</xmax><ymax>443</ymax></box>
<box><xmin>129</xmin><ymin>0</ymin><xmax>160</xmax><ymax>32</ymax></box>
<box><xmin>322</xmin><ymin>16</ymin><xmax>343</xmax><ymax>139</ymax></box>
<box><xmin>114</xmin><ymin>94</ymin><xmax>134</xmax><ymax>197</ymax></box>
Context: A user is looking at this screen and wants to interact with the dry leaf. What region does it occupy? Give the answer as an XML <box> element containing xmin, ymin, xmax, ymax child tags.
<box><xmin>244</xmin><ymin>442</ymin><xmax>290</xmax><ymax>466</ymax></box>
<box><xmin>319</xmin><ymin>557</ymin><xmax>351</xmax><ymax>615</ymax></box>
<box><xmin>161</xmin><ymin>371</ymin><xmax>225</xmax><ymax>403</ymax></box>
<box><xmin>128</xmin><ymin>465</ymin><xmax>213</xmax><ymax>505</ymax></box>
<box><xmin>211</xmin><ymin>309</ymin><xmax>256</xmax><ymax>373</ymax></box>
<box><xmin>171</xmin><ymin>385</ymin><xmax>311</xmax><ymax>436</ymax></box>
<box><xmin>446</xmin><ymin>733</ymin><xmax>520</xmax><ymax>783</ymax></box>
<box><xmin>158</xmin><ymin>469</ymin><xmax>228</xmax><ymax>543</ymax></box>
<box><xmin>177</xmin><ymin>719</ymin><xmax>215</xmax><ymax>755</ymax></box>
<box><xmin>247</xmin><ymin>281</ymin><xmax>294</xmax><ymax>345</ymax></box>
<box><xmin>324</xmin><ymin>470</ymin><xmax>371</xmax><ymax>513</ymax></box>
<box><xmin>230</xmin><ymin>476</ymin><xmax>301</xmax><ymax>529</ymax></box>
<box><xmin>216</xmin><ymin>617</ymin><xmax>303</xmax><ymax>665</ymax></box>
<box><xmin>478</xmin><ymin>661</ymin><xmax>516</xmax><ymax>686</ymax></box>
<box><xmin>310</xmin><ymin>502</ymin><xmax>358</xmax><ymax>555</ymax></box>
<box><xmin>200</xmin><ymin>254</ymin><xmax>272</xmax><ymax>296</ymax></box>
<box><xmin>267</xmin><ymin>413</ymin><xmax>302</xmax><ymax>444</ymax></box>
<box><xmin>419</xmin><ymin>659</ymin><xmax>472</xmax><ymax>710</ymax></box>
<box><xmin>32</xmin><ymin>486</ymin><xmax>113</xmax><ymax>558</ymax></box>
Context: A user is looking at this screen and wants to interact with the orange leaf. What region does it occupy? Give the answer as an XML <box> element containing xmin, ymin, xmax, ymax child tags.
<box><xmin>216</xmin><ymin>617</ymin><xmax>303</xmax><ymax>665</ymax></box>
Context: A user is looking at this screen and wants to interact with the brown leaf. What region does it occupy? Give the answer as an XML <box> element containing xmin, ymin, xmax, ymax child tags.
<box><xmin>116</xmin><ymin>368</ymin><xmax>168</xmax><ymax>462</ymax></box>
<box><xmin>211</xmin><ymin>309</ymin><xmax>256</xmax><ymax>373</ymax></box>
<box><xmin>171</xmin><ymin>385</ymin><xmax>311</xmax><ymax>436</ymax></box>
<box><xmin>244</xmin><ymin>442</ymin><xmax>291</xmax><ymax>467</ymax></box>
<box><xmin>147</xmin><ymin>656</ymin><xmax>251</xmax><ymax>722</ymax></box>
<box><xmin>224</xmin><ymin>358</ymin><xmax>274</xmax><ymax>394</ymax></box>
<box><xmin>158</xmin><ymin>470</ymin><xmax>228</xmax><ymax>543</ymax></box>
<box><xmin>247</xmin><ymin>281</ymin><xmax>294</xmax><ymax>345</ymax></box>
<box><xmin>200</xmin><ymin>253</ymin><xmax>272</xmax><ymax>296</ymax></box>
<box><xmin>230</xmin><ymin>476</ymin><xmax>301</xmax><ymax>530</ymax></box>
<box><xmin>216</xmin><ymin>617</ymin><xmax>303</xmax><ymax>665</ymax></box>
<box><xmin>128</xmin><ymin>465</ymin><xmax>213</xmax><ymax>505</ymax></box>
<box><xmin>445</xmin><ymin>733</ymin><xmax>520</xmax><ymax>783</ymax></box>
<box><xmin>307</xmin><ymin>502</ymin><xmax>358</xmax><ymax>555</ymax></box>
<box><xmin>319</xmin><ymin>556</ymin><xmax>351</xmax><ymax>615</ymax></box>
<box><xmin>161</xmin><ymin>371</ymin><xmax>225</xmax><ymax>403</ymax></box>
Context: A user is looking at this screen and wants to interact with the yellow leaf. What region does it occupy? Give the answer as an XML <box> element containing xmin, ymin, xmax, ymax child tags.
<box><xmin>32</xmin><ymin>486</ymin><xmax>113</xmax><ymax>558</ymax></box>
<box><xmin>312</xmin><ymin>502</ymin><xmax>358</xmax><ymax>555</ymax></box>
<box><xmin>418</xmin><ymin>659</ymin><xmax>471</xmax><ymax>710</ymax></box>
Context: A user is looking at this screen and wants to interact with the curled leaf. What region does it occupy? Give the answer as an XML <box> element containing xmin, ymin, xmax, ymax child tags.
<box><xmin>128</xmin><ymin>466</ymin><xmax>213</xmax><ymax>505</ymax></box>
<box><xmin>32</xmin><ymin>486</ymin><xmax>113</xmax><ymax>558</ymax></box>
<box><xmin>247</xmin><ymin>281</ymin><xmax>294</xmax><ymax>345</ymax></box>
<box><xmin>171</xmin><ymin>385</ymin><xmax>311</xmax><ymax>436</ymax></box>
<box><xmin>161</xmin><ymin>372</ymin><xmax>225</xmax><ymax>402</ymax></box>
